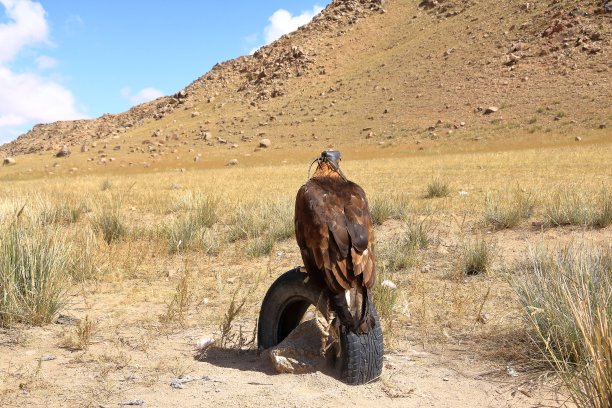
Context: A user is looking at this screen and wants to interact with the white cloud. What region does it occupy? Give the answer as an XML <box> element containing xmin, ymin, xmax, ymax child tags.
<box><xmin>35</xmin><ymin>55</ymin><xmax>57</xmax><ymax>69</ymax></box>
<box><xmin>0</xmin><ymin>66</ymin><xmax>84</xmax><ymax>127</ymax></box>
<box><xmin>0</xmin><ymin>0</ymin><xmax>49</xmax><ymax>63</ymax></box>
<box><xmin>250</xmin><ymin>5</ymin><xmax>323</xmax><ymax>53</ymax></box>
<box><xmin>264</xmin><ymin>5</ymin><xmax>323</xmax><ymax>44</ymax></box>
<box><xmin>0</xmin><ymin>0</ymin><xmax>86</xmax><ymax>142</ymax></box>
<box><xmin>121</xmin><ymin>86</ymin><xmax>164</xmax><ymax>105</ymax></box>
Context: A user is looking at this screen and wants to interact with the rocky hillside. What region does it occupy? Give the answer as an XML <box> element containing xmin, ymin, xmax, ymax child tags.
<box><xmin>1</xmin><ymin>0</ymin><xmax>610</xmax><ymax>161</ymax></box>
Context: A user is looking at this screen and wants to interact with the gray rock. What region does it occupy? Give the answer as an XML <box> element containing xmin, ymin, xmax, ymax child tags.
<box><xmin>484</xmin><ymin>106</ymin><xmax>499</xmax><ymax>115</ymax></box>
<box><xmin>2</xmin><ymin>157</ymin><xmax>16</xmax><ymax>166</ymax></box>
<box><xmin>226</xmin><ymin>159</ymin><xmax>238</xmax><ymax>166</ymax></box>
<box><xmin>268</xmin><ymin>318</ymin><xmax>327</xmax><ymax>374</ymax></box>
<box><xmin>259</xmin><ymin>138</ymin><xmax>271</xmax><ymax>148</ymax></box>
<box><xmin>55</xmin><ymin>145</ymin><xmax>71</xmax><ymax>157</ymax></box>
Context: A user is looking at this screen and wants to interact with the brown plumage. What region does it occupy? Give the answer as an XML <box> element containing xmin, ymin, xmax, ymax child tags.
<box><xmin>295</xmin><ymin>151</ymin><xmax>376</xmax><ymax>334</ymax></box>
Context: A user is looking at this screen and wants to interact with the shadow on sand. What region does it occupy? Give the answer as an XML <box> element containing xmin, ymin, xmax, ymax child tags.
<box><xmin>195</xmin><ymin>347</ymin><xmax>340</xmax><ymax>381</ymax></box>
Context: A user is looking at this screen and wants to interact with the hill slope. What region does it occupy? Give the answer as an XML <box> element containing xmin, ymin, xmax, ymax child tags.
<box><xmin>1</xmin><ymin>0</ymin><xmax>611</xmax><ymax>166</ymax></box>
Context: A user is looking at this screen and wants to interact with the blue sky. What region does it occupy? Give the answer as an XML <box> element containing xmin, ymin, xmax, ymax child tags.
<box><xmin>0</xmin><ymin>0</ymin><xmax>328</xmax><ymax>143</ymax></box>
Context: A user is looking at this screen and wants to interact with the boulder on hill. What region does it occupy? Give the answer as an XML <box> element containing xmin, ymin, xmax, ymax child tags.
<box><xmin>56</xmin><ymin>145</ymin><xmax>71</xmax><ymax>158</ymax></box>
<box><xmin>2</xmin><ymin>157</ymin><xmax>16</xmax><ymax>166</ymax></box>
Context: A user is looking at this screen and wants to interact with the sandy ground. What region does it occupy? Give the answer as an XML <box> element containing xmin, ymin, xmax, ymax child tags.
<box><xmin>0</xmin><ymin>323</ymin><xmax>567</xmax><ymax>408</ymax></box>
<box><xmin>2</xmin><ymin>223</ymin><xmax>597</xmax><ymax>408</ymax></box>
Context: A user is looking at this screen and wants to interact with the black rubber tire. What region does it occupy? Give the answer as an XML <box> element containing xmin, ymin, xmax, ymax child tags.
<box><xmin>258</xmin><ymin>267</ymin><xmax>329</xmax><ymax>350</ymax></box>
<box><xmin>258</xmin><ymin>268</ymin><xmax>384</xmax><ymax>385</ymax></box>
<box><xmin>337</xmin><ymin>303</ymin><xmax>384</xmax><ymax>385</ymax></box>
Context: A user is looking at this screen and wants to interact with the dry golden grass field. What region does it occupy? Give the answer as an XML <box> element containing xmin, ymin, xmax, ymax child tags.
<box><xmin>1</xmin><ymin>0</ymin><xmax>611</xmax><ymax>407</ymax></box>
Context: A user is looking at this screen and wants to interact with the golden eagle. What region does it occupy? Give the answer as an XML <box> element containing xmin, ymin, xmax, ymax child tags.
<box><xmin>295</xmin><ymin>151</ymin><xmax>376</xmax><ymax>334</ymax></box>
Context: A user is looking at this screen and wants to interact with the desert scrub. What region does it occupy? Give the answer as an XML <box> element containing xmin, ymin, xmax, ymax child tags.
<box><xmin>512</xmin><ymin>244</ymin><xmax>611</xmax><ymax>408</ymax></box>
<box><xmin>69</xmin><ymin>227</ymin><xmax>103</xmax><ymax>282</ymax></box>
<box><xmin>159</xmin><ymin>271</ymin><xmax>193</xmax><ymax>327</ymax></box>
<box><xmin>592</xmin><ymin>188</ymin><xmax>612</xmax><ymax>228</ymax></box>
<box><xmin>92</xmin><ymin>207</ymin><xmax>126</xmax><ymax>244</ymax></box>
<box><xmin>544</xmin><ymin>188</ymin><xmax>611</xmax><ymax>228</ymax></box>
<box><xmin>268</xmin><ymin>200</ymin><xmax>294</xmax><ymax>241</ymax></box>
<box><xmin>372</xmin><ymin>266</ymin><xmax>399</xmax><ymax>346</ymax></box>
<box><xmin>370</xmin><ymin>193</ymin><xmax>409</xmax><ymax>225</ymax></box>
<box><xmin>425</xmin><ymin>179</ymin><xmax>450</xmax><ymax>199</ymax></box>
<box><xmin>461</xmin><ymin>235</ymin><xmax>495</xmax><ymax>276</ymax></box>
<box><xmin>377</xmin><ymin>231</ymin><xmax>420</xmax><ymax>273</ymax></box>
<box><xmin>100</xmin><ymin>179</ymin><xmax>113</xmax><ymax>191</ymax></box>
<box><xmin>0</xmin><ymin>224</ymin><xmax>71</xmax><ymax>326</ymax></box>
<box><xmin>404</xmin><ymin>216</ymin><xmax>434</xmax><ymax>250</ymax></box>
<box><xmin>227</xmin><ymin>199</ymin><xmax>293</xmax><ymax>243</ymax></box>
<box><xmin>165</xmin><ymin>194</ymin><xmax>221</xmax><ymax>254</ymax></box>
<box><xmin>227</xmin><ymin>204</ymin><xmax>268</xmax><ymax>242</ymax></box>
<box><xmin>34</xmin><ymin>198</ymin><xmax>88</xmax><ymax>226</ymax></box>
<box><xmin>484</xmin><ymin>189</ymin><xmax>536</xmax><ymax>229</ymax></box>
<box><xmin>246</xmin><ymin>234</ymin><xmax>276</xmax><ymax>258</ymax></box>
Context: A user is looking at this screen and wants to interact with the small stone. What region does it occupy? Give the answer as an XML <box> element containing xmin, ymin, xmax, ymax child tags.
<box><xmin>483</xmin><ymin>107</ymin><xmax>499</xmax><ymax>115</ymax></box>
<box><xmin>599</xmin><ymin>123</ymin><xmax>607</xmax><ymax>129</ymax></box>
<box><xmin>575</xmin><ymin>136</ymin><xmax>582</xmax><ymax>142</ymax></box>
<box><xmin>195</xmin><ymin>337</ymin><xmax>215</xmax><ymax>352</ymax></box>
<box><xmin>381</xmin><ymin>280</ymin><xmax>397</xmax><ymax>289</ymax></box>
<box><xmin>2</xmin><ymin>157</ymin><xmax>16</xmax><ymax>166</ymax></box>
<box><xmin>259</xmin><ymin>138</ymin><xmax>271</xmax><ymax>148</ymax></box>
<box><xmin>227</xmin><ymin>159</ymin><xmax>238</xmax><ymax>166</ymax></box>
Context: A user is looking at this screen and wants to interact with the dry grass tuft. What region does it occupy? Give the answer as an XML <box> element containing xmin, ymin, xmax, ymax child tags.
<box><xmin>92</xmin><ymin>207</ymin><xmax>126</xmax><ymax>245</ymax></box>
<box><xmin>372</xmin><ymin>266</ymin><xmax>399</xmax><ymax>346</ymax></box>
<box><xmin>160</xmin><ymin>271</ymin><xmax>193</xmax><ymax>327</ymax></box>
<box><xmin>0</xmin><ymin>223</ymin><xmax>70</xmax><ymax>326</ymax></box>
<box><xmin>404</xmin><ymin>215</ymin><xmax>434</xmax><ymax>250</ymax></box>
<box><xmin>462</xmin><ymin>235</ymin><xmax>495</xmax><ymax>276</ymax></box>
<box><xmin>425</xmin><ymin>179</ymin><xmax>450</xmax><ymax>199</ymax></box>
<box><xmin>370</xmin><ymin>194</ymin><xmax>409</xmax><ymax>225</ymax></box>
<box><xmin>512</xmin><ymin>244</ymin><xmax>611</xmax><ymax>408</ymax></box>
<box><xmin>35</xmin><ymin>198</ymin><xmax>88</xmax><ymax>226</ymax></box>
<box><xmin>484</xmin><ymin>189</ymin><xmax>536</xmax><ymax>229</ymax></box>
<box><xmin>544</xmin><ymin>188</ymin><xmax>611</xmax><ymax>228</ymax></box>
<box><xmin>60</xmin><ymin>316</ymin><xmax>96</xmax><ymax>350</ymax></box>
<box><xmin>218</xmin><ymin>287</ymin><xmax>255</xmax><ymax>349</ymax></box>
<box><xmin>246</xmin><ymin>234</ymin><xmax>276</xmax><ymax>258</ymax></box>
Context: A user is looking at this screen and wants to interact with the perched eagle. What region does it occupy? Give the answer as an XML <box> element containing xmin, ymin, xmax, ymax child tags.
<box><xmin>295</xmin><ymin>151</ymin><xmax>376</xmax><ymax>334</ymax></box>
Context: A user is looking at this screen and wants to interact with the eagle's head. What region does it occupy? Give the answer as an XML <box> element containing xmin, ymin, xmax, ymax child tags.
<box><xmin>309</xmin><ymin>150</ymin><xmax>346</xmax><ymax>180</ymax></box>
<box><xmin>320</xmin><ymin>150</ymin><xmax>341</xmax><ymax>165</ymax></box>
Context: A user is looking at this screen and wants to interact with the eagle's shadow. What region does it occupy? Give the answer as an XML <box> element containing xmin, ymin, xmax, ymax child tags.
<box><xmin>194</xmin><ymin>347</ymin><xmax>340</xmax><ymax>380</ymax></box>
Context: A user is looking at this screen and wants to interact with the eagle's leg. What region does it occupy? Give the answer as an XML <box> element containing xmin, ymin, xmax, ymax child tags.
<box><xmin>314</xmin><ymin>300</ymin><xmax>339</xmax><ymax>357</ymax></box>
